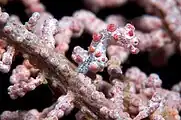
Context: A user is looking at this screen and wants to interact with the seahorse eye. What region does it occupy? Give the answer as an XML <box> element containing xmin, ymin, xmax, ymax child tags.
<box><xmin>132</xmin><ymin>38</ymin><xmax>139</xmax><ymax>46</ymax></box>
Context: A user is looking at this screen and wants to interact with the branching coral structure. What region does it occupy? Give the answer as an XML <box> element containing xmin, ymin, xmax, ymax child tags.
<box><xmin>0</xmin><ymin>0</ymin><xmax>181</xmax><ymax>120</ymax></box>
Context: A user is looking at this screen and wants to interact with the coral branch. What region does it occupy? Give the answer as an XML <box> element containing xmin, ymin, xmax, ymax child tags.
<box><xmin>83</xmin><ymin>0</ymin><xmax>127</xmax><ymax>11</ymax></box>
<box><xmin>0</xmin><ymin>9</ymin><xmax>123</xmax><ymax>120</ymax></box>
<box><xmin>1</xmin><ymin>1</ymin><xmax>181</xmax><ymax>119</ymax></box>
<box><xmin>8</xmin><ymin>60</ymin><xmax>45</xmax><ymax>99</ymax></box>
<box><xmin>0</xmin><ymin>39</ymin><xmax>15</xmax><ymax>73</ymax></box>
<box><xmin>46</xmin><ymin>91</ymin><xmax>75</xmax><ymax>119</ymax></box>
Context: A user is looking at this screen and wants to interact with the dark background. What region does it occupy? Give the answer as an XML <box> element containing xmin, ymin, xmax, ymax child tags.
<box><xmin>0</xmin><ymin>0</ymin><xmax>181</xmax><ymax>119</ymax></box>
